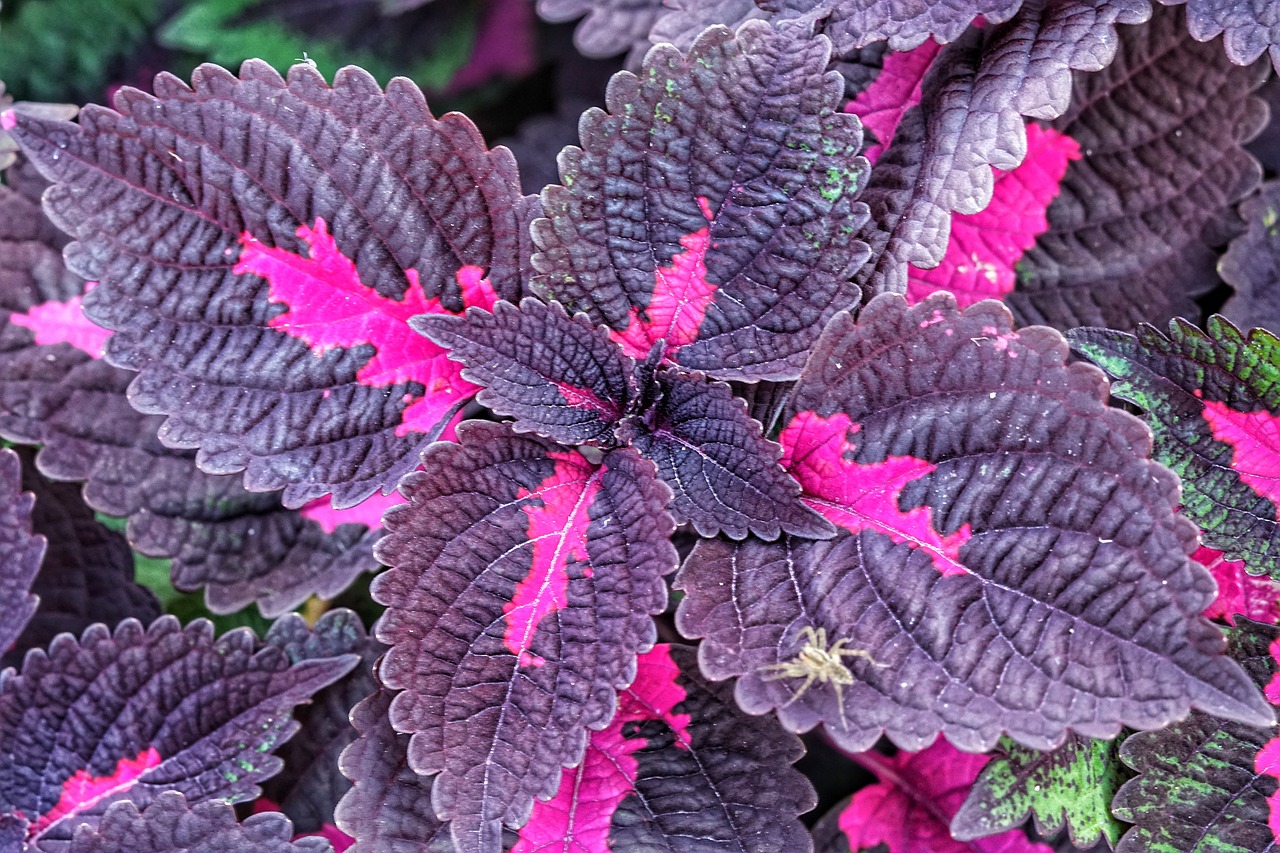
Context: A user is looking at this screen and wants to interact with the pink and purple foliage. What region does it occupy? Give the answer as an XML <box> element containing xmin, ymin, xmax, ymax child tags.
<box><xmin>4</xmin><ymin>3</ymin><xmax>1280</xmax><ymax>851</ymax></box>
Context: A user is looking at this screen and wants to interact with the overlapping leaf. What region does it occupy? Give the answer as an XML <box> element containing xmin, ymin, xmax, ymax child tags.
<box><xmin>512</xmin><ymin>644</ymin><xmax>813</xmax><ymax>852</ymax></box>
<box><xmin>760</xmin><ymin>0</ymin><xmax>1023</xmax><ymax>53</ymax></box>
<box><xmin>856</xmin><ymin>0</ymin><xmax>1151</xmax><ymax>299</ymax></box>
<box><xmin>1006</xmin><ymin>5</ymin><xmax>1269</xmax><ymax>331</ymax></box>
<box><xmin>1069</xmin><ymin>318</ymin><xmax>1280</xmax><ymax>577</ymax></box>
<box><xmin>532</xmin><ymin>20</ymin><xmax>870</xmax><ymax>382</ymax></box>
<box><xmin>5</xmin><ymin>60</ymin><xmax>534</xmax><ymax>507</ymax></box>
<box><xmin>0</xmin><ymin>616</ymin><xmax>357</xmax><ymax>849</ymax></box>
<box><xmin>534</xmin><ymin>0</ymin><xmax>662</xmax><ymax>60</ymax></box>
<box><xmin>1201</xmin><ymin>546</ymin><xmax>1280</xmax><ymax>626</ymax></box>
<box><xmin>646</xmin><ymin>0</ymin><xmax>765</xmax><ymax>54</ymax></box>
<box><xmin>810</xmin><ymin>739</ymin><xmax>1052</xmax><ymax>853</ymax></box>
<box><xmin>0</xmin><ymin>448</ymin><xmax>42</xmax><ymax>655</ymax></box>
<box><xmin>5</xmin><ymin>446</ymin><xmax>160</xmax><ymax>667</ymax></box>
<box><xmin>1221</xmin><ymin>180</ymin><xmax>1280</xmax><ymax>336</ymax></box>
<box><xmin>67</xmin><ymin>793</ymin><xmax>332</xmax><ymax>853</ymax></box>
<box><xmin>371</xmin><ymin>421</ymin><xmax>677</xmax><ymax>853</ymax></box>
<box><xmin>1155</xmin><ymin>0</ymin><xmax>1280</xmax><ymax>69</ymax></box>
<box><xmin>1112</xmin><ymin>619</ymin><xmax>1280</xmax><ymax>852</ymax></box>
<box><xmin>422</xmin><ymin>296</ymin><xmax>831</xmax><ymax>538</ymax></box>
<box><xmin>951</xmin><ymin>735</ymin><xmax>1129</xmax><ymax>848</ymax></box>
<box><xmin>677</xmin><ymin>293</ymin><xmax>1271</xmax><ymax>753</ymax></box>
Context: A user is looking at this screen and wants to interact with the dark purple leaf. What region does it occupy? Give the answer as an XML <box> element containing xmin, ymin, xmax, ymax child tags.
<box><xmin>5</xmin><ymin>446</ymin><xmax>159</xmax><ymax>667</ymax></box>
<box><xmin>0</xmin><ymin>448</ymin><xmax>42</xmax><ymax>655</ymax></box>
<box><xmin>66</xmin><ymin>793</ymin><xmax>332</xmax><ymax>853</ymax></box>
<box><xmin>1156</xmin><ymin>0</ymin><xmax>1280</xmax><ymax>69</ymax></box>
<box><xmin>1007</xmin><ymin>5</ymin><xmax>1269</xmax><ymax>331</ymax></box>
<box><xmin>1247</xmin><ymin>72</ymin><xmax>1280</xmax><ymax>173</ymax></box>
<box><xmin>646</xmin><ymin>1</ymin><xmax>766</xmax><ymax>54</ymax></box>
<box><xmin>5</xmin><ymin>60</ymin><xmax>534</xmax><ymax>507</ymax></box>
<box><xmin>512</xmin><ymin>644</ymin><xmax>814</xmax><ymax>852</ymax></box>
<box><xmin>628</xmin><ymin>367</ymin><xmax>833</xmax><ymax>539</ymax></box>
<box><xmin>534</xmin><ymin>0</ymin><xmax>663</xmax><ymax>60</ymax></box>
<box><xmin>1111</xmin><ymin>619</ymin><xmax>1280</xmax><ymax>852</ymax></box>
<box><xmin>857</xmin><ymin>0</ymin><xmax>1150</xmax><ymax>299</ymax></box>
<box><xmin>371</xmin><ymin>421</ymin><xmax>676</xmax><ymax>852</ymax></box>
<box><xmin>0</xmin><ymin>616</ymin><xmax>357</xmax><ymax>848</ymax></box>
<box><xmin>676</xmin><ymin>293</ymin><xmax>1271</xmax><ymax>753</ymax></box>
<box><xmin>417</xmin><ymin>298</ymin><xmax>635</xmax><ymax>447</ymax></box>
<box><xmin>532</xmin><ymin>20</ymin><xmax>870</xmax><ymax>381</ymax></box>
<box><xmin>1069</xmin><ymin>319</ymin><xmax>1280</xmax><ymax>578</ymax></box>
<box><xmin>1221</xmin><ymin>180</ymin><xmax>1280</xmax><ymax>336</ymax></box>
<box><xmin>760</xmin><ymin>0</ymin><xmax>1023</xmax><ymax>53</ymax></box>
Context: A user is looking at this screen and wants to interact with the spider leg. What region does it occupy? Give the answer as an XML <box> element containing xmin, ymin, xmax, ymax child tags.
<box><xmin>779</xmin><ymin>673</ymin><xmax>816</xmax><ymax>708</ymax></box>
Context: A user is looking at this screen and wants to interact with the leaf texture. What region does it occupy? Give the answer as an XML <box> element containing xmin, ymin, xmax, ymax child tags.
<box><xmin>677</xmin><ymin>293</ymin><xmax>1272</xmax><ymax>753</ymax></box>
<box><xmin>5</xmin><ymin>60</ymin><xmax>534</xmax><ymax>507</ymax></box>
<box><xmin>1201</xmin><ymin>546</ymin><xmax>1280</xmax><ymax>626</ymax></box>
<box><xmin>532</xmin><ymin>20</ymin><xmax>870</xmax><ymax>381</ymax></box>
<box><xmin>1112</xmin><ymin>619</ymin><xmax>1280</xmax><ymax>852</ymax></box>
<box><xmin>1069</xmin><ymin>319</ymin><xmax>1280</xmax><ymax>578</ymax></box>
<box><xmin>1006</xmin><ymin>5</ymin><xmax>1269</xmax><ymax>331</ymax></box>
<box><xmin>1156</xmin><ymin>0</ymin><xmax>1280</xmax><ymax>69</ymax></box>
<box><xmin>0</xmin><ymin>616</ymin><xmax>357</xmax><ymax>847</ymax></box>
<box><xmin>513</xmin><ymin>644</ymin><xmax>814</xmax><ymax>852</ymax></box>
<box><xmin>760</xmin><ymin>0</ymin><xmax>1023</xmax><ymax>53</ymax></box>
<box><xmin>0</xmin><ymin>448</ymin><xmax>42</xmax><ymax>655</ymax></box>
<box><xmin>371</xmin><ymin>421</ymin><xmax>677</xmax><ymax>853</ymax></box>
<box><xmin>1221</xmin><ymin>180</ymin><xmax>1280</xmax><ymax>336</ymax></box>
<box><xmin>856</xmin><ymin>0</ymin><xmax>1151</xmax><ymax>299</ymax></box>
<box><xmin>535</xmin><ymin>0</ymin><xmax>663</xmax><ymax>60</ymax></box>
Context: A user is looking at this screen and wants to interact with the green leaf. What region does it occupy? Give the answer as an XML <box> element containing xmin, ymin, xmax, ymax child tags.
<box><xmin>951</xmin><ymin>734</ymin><xmax>1131</xmax><ymax>848</ymax></box>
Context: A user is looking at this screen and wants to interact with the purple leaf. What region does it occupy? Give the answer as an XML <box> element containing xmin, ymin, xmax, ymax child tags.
<box><xmin>535</xmin><ymin>0</ymin><xmax>663</xmax><ymax>60</ymax></box>
<box><xmin>513</xmin><ymin>644</ymin><xmax>814</xmax><ymax>852</ymax></box>
<box><xmin>0</xmin><ymin>448</ymin><xmax>42</xmax><ymax>655</ymax></box>
<box><xmin>856</xmin><ymin>0</ymin><xmax>1150</xmax><ymax>299</ymax></box>
<box><xmin>371</xmin><ymin>422</ymin><xmax>676</xmax><ymax>852</ymax></box>
<box><xmin>676</xmin><ymin>293</ymin><xmax>1272</xmax><ymax>753</ymax></box>
<box><xmin>810</xmin><ymin>740</ymin><xmax>1052</xmax><ymax>853</ymax></box>
<box><xmin>1008</xmin><ymin>5</ymin><xmax>1269</xmax><ymax>331</ymax></box>
<box><xmin>532</xmin><ymin>20</ymin><xmax>870</xmax><ymax>381</ymax></box>
<box><xmin>1156</xmin><ymin>0</ymin><xmax>1280</xmax><ymax>69</ymax></box>
<box><xmin>5</xmin><ymin>60</ymin><xmax>533</xmax><ymax>507</ymax></box>
<box><xmin>0</xmin><ymin>616</ymin><xmax>357</xmax><ymax>847</ymax></box>
<box><xmin>66</xmin><ymin>793</ymin><xmax>332</xmax><ymax>853</ymax></box>
<box><xmin>760</xmin><ymin>0</ymin><xmax>1023</xmax><ymax>53</ymax></box>
<box><xmin>647</xmin><ymin>1</ymin><xmax>766</xmax><ymax>54</ymax></box>
<box><xmin>1221</xmin><ymin>180</ymin><xmax>1280</xmax><ymax>336</ymax></box>
<box><xmin>417</xmin><ymin>297</ymin><xmax>634</xmax><ymax>447</ymax></box>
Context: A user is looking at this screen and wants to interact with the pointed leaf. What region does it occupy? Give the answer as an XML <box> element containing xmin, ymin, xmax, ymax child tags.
<box><xmin>0</xmin><ymin>616</ymin><xmax>357</xmax><ymax>846</ymax></box>
<box><xmin>372</xmin><ymin>422</ymin><xmax>677</xmax><ymax>852</ymax></box>
<box><xmin>532</xmin><ymin>20</ymin><xmax>870</xmax><ymax>381</ymax></box>
<box><xmin>5</xmin><ymin>60</ymin><xmax>533</xmax><ymax>507</ymax></box>
<box><xmin>1007</xmin><ymin>6</ymin><xmax>1268</xmax><ymax>331</ymax></box>
<box><xmin>417</xmin><ymin>298</ymin><xmax>634</xmax><ymax>447</ymax></box>
<box><xmin>629</xmin><ymin>368</ymin><xmax>832</xmax><ymax>540</ymax></box>
<box><xmin>856</xmin><ymin>0</ymin><xmax>1149</xmax><ymax>298</ymax></box>
<box><xmin>951</xmin><ymin>735</ymin><xmax>1130</xmax><ymax>848</ymax></box>
<box><xmin>0</xmin><ymin>448</ymin><xmax>42</xmax><ymax>654</ymax></box>
<box><xmin>1112</xmin><ymin>619</ymin><xmax>1280</xmax><ymax>852</ymax></box>
<box><xmin>67</xmin><ymin>793</ymin><xmax>332</xmax><ymax>853</ymax></box>
<box><xmin>677</xmin><ymin>293</ymin><xmax>1271</xmax><ymax>753</ymax></box>
<box><xmin>1069</xmin><ymin>318</ymin><xmax>1280</xmax><ymax>577</ymax></box>
<box><xmin>1221</xmin><ymin>180</ymin><xmax>1280</xmax><ymax>336</ymax></box>
<box><xmin>810</xmin><ymin>740</ymin><xmax>1053</xmax><ymax>853</ymax></box>
<box><xmin>513</xmin><ymin>644</ymin><xmax>814</xmax><ymax>852</ymax></box>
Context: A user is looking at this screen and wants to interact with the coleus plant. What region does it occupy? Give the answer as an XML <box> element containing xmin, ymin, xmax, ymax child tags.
<box><xmin>3</xmin><ymin>0</ymin><xmax>1280</xmax><ymax>851</ymax></box>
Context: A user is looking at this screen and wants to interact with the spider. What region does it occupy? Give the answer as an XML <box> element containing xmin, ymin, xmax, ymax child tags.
<box><xmin>759</xmin><ymin>626</ymin><xmax>886</xmax><ymax>723</ymax></box>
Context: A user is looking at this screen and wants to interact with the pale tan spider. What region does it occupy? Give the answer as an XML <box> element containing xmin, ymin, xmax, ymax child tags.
<box><xmin>759</xmin><ymin>626</ymin><xmax>887</xmax><ymax>722</ymax></box>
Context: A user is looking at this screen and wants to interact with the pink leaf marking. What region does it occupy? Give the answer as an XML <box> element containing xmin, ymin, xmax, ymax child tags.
<box><xmin>552</xmin><ymin>382</ymin><xmax>622</xmax><ymax>421</ymax></box>
<box><xmin>906</xmin><ymin>124</ymin><xmax>1081</xmax><ymax>307</ymax></box>
<box><xmin>612</xmin><ymin>197</ymin><xmax>717</xmax><ymax>362</ymax></box>
<box><xmin>8</xmin><ymin>282</ymin><xmax>111</xmax><ymax>358</ymax></box>
<box><xmin>503</xmin><ymin>450</ymin><xmax>604</xmax><ymax>668</ymax></box>
<box><xmin>844</xmin><ymin>41</ymin><xmax>943</xmax><ymax>165</ymax></box>
<box><xmin>1259</xmin><ymin>638</ymin><xmax>1280</xmax><ymax>835</ymax></box>
<box><xmin>0</xmin><ymin>111</ymin><xmax>16</xmax><ymax>131</ymax></box>
<box><xmin>512</xmin><ymin>644</ymin><xmax>692</xmax><ymax>851</ymax></box>
<box><xmin>841</xmin><ymin>741</ymin><xmax>1053</xmax><ymax>853</ymax></box>
<box><xmin>28</xmin><ymin>746</ymin><xmax>162</xmax><ymax>839</ymax></box>
<box><xmin>299</xmin><ymin>489</ymin><xmax>405</xmax><ymax>534</ymax></box>
<box><xmin>1196</xmin><ymin>545</ymin><xmax>1280</xmax><ymax>626</ymax></box>
<box><xmin>234</xmin><ymin>218</ymin><xmax>499</xmax><ymax>440</ymax></box>
<box><xmin>1199</xmin><ymin>398</ymin><xmax>1280</xmax><ymax>513</ymax></box>
<box><xmin>780</xmin><ymin>411</ymin><xmax>972</xmax><ymax>576</ymax></box>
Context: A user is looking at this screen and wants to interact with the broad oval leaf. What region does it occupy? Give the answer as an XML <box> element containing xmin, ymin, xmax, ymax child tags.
<box><xmin>0</xmin><ymin>616</ymin><xmax>357</xmax><ymax>847</ymax></box>
<box><xmin>513</xmin><ymin>644</ymin><xmax>814</xmax><ymax>853</ymax></box>
<box><xmin>371</xmin><ymin>421</ymin><xmax>677</xmax><ymax>853</ymax></box>
<box><xmin>1069</xmin><ymin>318</ymin><xmax>1280</xmax><ymax>578</ymax></box>
<box><xmin>5</xmin><ymin>60</ymin><xmax>534</xmax><ymax>507</ymax></box>
<box><xmin>0</xmin><ymin>448</ymin><xmax>42</xmax><ymax>655</ymax></box>
<box><xmin>676</xmin><ymin>293</ymin><xmax>1271</xmax><ymax>753</ymax></box>
<box><xmin>532</xmin><ymin>20</ymin><xmax>870</xmax><ymax>381</ymax></box>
